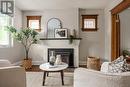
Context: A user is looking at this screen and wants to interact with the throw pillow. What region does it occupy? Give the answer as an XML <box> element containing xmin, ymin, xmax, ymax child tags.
<box><xmin>108</xmin><ymin>56</ymin><xmax>130</xmax><ymax>73</ymax></box>
<box><xmin>112</xmin><ymin>56</ymin><xmax>124</xmax><ymax>64</ymax></box>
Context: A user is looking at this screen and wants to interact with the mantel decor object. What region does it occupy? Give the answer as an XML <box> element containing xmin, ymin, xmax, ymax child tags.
<box><xmin>47</xmin><ymin>18</ymin><xmax>62</xmax><ymax>38</ymax></box>
<box><xmin>69</xmin><ymin>29</ymin><xmax>77</xmax><ymax>44</ymax></box>
<box><xmin>55</xmin><ymin>28</ymin><xmax>67</xmax><ymax>38</ymax></box>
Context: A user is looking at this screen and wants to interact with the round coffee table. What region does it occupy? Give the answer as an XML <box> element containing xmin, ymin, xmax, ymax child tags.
<box><xmin>39</xmin><ymin>62</ymin><xmax>68</xmax><ymax>86</ymax></box>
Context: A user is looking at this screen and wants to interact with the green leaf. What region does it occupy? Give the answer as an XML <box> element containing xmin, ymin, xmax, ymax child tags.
<box><xmin>5</xmin><ymin>26</ymin><xmax>39</xmax><ymax>59</ymax></box>
<box><xmin>5</xmin><ymin>26</ymin><xmax>17</xmax><ymax>33</ymax></box>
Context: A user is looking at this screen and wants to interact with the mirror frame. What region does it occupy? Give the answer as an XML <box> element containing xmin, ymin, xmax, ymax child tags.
<box><xmin>47</xmin><ymin>18</ymin><xmax>62</xmax><ymax>38</ymax></box>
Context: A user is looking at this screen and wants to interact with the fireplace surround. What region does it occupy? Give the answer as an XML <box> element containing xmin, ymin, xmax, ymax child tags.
<box><xmin>39</xmin><ymin>39</ymin><xmax>80</xmax><ymax>67</ymax></box>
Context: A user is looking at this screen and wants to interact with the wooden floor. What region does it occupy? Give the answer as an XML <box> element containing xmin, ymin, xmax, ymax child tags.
<box><xmin>25</xmin><ymin>65</ymin><xmax>86</xmax><ymax>72</ymax></box>
<box><xmin>26</xmin><ymin>65</ymin><xmax>42</xmax><ymax>72</ymax></box>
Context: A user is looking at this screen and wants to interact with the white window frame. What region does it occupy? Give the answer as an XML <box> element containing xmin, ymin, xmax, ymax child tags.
<box><xmin>0</xmin><ymin>13</ymin><xmax>13</xmax><ymax>48</ymax></box>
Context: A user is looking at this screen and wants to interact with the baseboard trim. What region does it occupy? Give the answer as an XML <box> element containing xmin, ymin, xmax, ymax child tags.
<box><xmin>12</xmin><ymin>61</ymin><xmax>43</xmax><ymax>66</ymax></box>
<box><xmin>79</xmin><ymin>61</ymin><xmax>86</xmax><ymax>66</ymax></box>
<box><xmin>12</xmin><ymin>61</ymin><xmax>22</xmax><ymax>66</ymax></box>
<box><xmin>32</xmin><ymin>61</ymin><xmax>43</xmax><ymax>65</ymax></box>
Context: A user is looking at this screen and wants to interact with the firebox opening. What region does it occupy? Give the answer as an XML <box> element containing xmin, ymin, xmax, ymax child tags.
<box><xmin>48</xmin><ymin>48</ymin><xmax>74</xmax><ymax>67</ymax></box>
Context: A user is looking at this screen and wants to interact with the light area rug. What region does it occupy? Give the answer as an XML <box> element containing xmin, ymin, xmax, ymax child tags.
<box><xmin>26</xmin><ymin>72</ymin><xmax>73</xmax><ymax>87</ymax></box>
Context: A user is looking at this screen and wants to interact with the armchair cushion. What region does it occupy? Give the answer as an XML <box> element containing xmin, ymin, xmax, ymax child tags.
<box><xmin>0</xmin><ymin>59</ymin><xmax>26</xmax><ymax>87</ymax></box>
<box><xmin>0</xmin><ymin>66</ymin><xmax>26</xmax><ymax>87</ymax></box>
<box><xmin>0</xmin><ymin>59</ymin><xmax>12</xmax><ymax>67</ymax></box>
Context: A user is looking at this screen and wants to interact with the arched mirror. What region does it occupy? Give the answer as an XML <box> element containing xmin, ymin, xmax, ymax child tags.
<box><xmin>47</xmin><ymin>18</ymin><xmax>62</xmax><ymax>38</ymax></box>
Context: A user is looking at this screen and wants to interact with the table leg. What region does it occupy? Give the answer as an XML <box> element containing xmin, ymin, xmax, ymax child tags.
<box><xmin>60</xmin><ymin>70</ymin><xmax>64</xmax><ymax>85</ymax></box>
<box><xmin>43</xmin><ymin>71</ymin><xmax>47</xmax><ymax>86</ymax></box>
<box><xmin>47</xmin><ymin>72</ymin><xmax>49</xmax><ymax>76</ymax></box>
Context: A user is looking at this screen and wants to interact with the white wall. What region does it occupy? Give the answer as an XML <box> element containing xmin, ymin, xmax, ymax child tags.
<box><xmin>0</xmin><ymin>0</ymin><xmax>124</xmax><ymax>65</ymax></box>
<box><xmin>79</xmin><ymin>9</ymin><xmax>105</xmax><ymax>65</ymax></box>
<box><xmin>23</xmin><ymin>9</ymin><xmax>79</xmax><ymax>37</ymax></box>
<box><xmin>22</xmin><ymin>9</ymin><xmax>80</xmax><ymax>64</ymax></box>
<box><xmin>43</xmin><ymin>9</ymin><xmax>79</xmax><ymax>37</ymax></box>
<box><xmin>22</xmin><ymin>11</ymin><xmax>44</xmax><ymax>30</ymax></box>
<box><xmin>119</xmin><ymin>9</ymin><xmax>130</xmax><ymax>52</ymax></box>
<box><xmin>0</xmin><ymin>7</ymin><xmax>24</xmax><ymax>64</ymax></box>
<box><xmin>104</xmin><ymin>0</ymin><xmax>123</xmax><ymax>61</ymax></box>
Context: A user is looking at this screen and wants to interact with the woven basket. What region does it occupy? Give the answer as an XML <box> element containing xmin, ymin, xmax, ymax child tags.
<box><xmin>87</xmin><ymin>57</ymin><xmax>100</xmax><ymax>71</ymax></box>
<box><xmin>22</xmin><ymin>59</ymin><xmax>32</xmax><ymax>69</ymax></box>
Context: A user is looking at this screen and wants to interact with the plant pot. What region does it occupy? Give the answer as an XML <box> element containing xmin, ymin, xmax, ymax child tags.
<box><xmin>22</xmin><ymin>58</ymin><xmax>32</xmax><ymax>69</ymax></box>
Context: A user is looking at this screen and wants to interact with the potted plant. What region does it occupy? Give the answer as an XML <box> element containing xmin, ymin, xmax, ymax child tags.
<box><xmin>123</xmin><ymin>50</ymin><xmax>130</xmax><ymax>57</ymax></box>
<box><xmin>6</xmin><ymin>26</ymin><xmax>38</xmax><ymax>69</ymax></box>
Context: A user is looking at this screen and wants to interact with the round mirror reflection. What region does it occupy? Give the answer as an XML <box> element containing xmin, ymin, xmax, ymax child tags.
<box><xmin>47</xmin><ymin>18</ymin><xmax>62</xmax><ymax>38</ymax></box>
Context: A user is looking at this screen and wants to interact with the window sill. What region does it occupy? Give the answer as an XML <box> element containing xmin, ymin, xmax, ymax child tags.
<box><xmin>0</xmin><ymin>45</ymin><xmax>12</xmax><ymax>48</ymax></box>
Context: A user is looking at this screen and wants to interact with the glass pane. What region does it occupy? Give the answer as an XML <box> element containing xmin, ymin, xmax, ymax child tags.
<box><xmin>84</xmin><ymin>19</ymin><xmax>95</xmax><ymax>29</ymax></box>
<box><xmin>0</xmin><ymin>13</ymin><xmax>11</xmax><ymax>45</ymax></box>
<box><xmin>0</xmin><ymin>27</ymin><xmax>9</xmax><ymax>45</ymax></box>
<box><xmin>29</xmin><ymin>20</ymin><xmax>39</xmax><ymax>29</ymax></box>
<box><xmin>0</xmin><ymin>14</ymin><xmax>10</xmax><ymax>26</ymax></box>
<box><xmin>47</xmin><ymin>18</ymin><xmax>61</xmax><ymax>38</ymax></box>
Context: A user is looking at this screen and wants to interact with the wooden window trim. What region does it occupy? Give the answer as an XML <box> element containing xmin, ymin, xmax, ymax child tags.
<box><xmin>27</xmin><ymin>16</ymin><xmax>41</xmax><ymax>32</ymax></box>
<box><xmin>81</xmin><ymin>15</ymin><xmax>98</xmax><ymax>31</ymax></box>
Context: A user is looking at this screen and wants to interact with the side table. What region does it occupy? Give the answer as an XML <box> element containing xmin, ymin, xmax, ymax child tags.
<box><xmin>39</xmin><ymin>62</ymin><xmax>68</xmax><ymax>86</ymax></box>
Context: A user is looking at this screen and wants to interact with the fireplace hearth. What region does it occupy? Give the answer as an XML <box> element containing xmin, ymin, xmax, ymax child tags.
<box><xmin>48</xmin><ymin>48</ymin><xmax>74</xmax><ymax>67</ymax></box>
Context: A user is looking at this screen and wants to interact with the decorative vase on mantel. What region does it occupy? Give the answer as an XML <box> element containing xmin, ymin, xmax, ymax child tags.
<box><xmin>69</xmin><ymin>29</ymin><xmax>77</xmax><ymax>44</ymax></box>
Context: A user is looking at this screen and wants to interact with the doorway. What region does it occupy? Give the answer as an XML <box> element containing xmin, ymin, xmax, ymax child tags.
<box><xmin>111</xmin><ymin>0</ymin><xmax>130</xmax><ymax>61</ymax></box>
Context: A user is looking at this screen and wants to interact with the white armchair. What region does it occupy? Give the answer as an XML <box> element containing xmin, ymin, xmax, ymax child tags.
<box><xmin>0</xmin><ymin>59</ymin><xmax>26</xmax><ymax>87</ymax></box>
<box><xmin>74</xmin><ymin>68</ymin><xmax>130</xmax><ymax>87</ymax></box>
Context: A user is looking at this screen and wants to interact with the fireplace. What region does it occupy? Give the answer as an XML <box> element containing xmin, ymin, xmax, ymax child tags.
<box><xmin>48</xmin><ymin>48</ymin><xmax>74</xmax><ymax>67</ymax></box>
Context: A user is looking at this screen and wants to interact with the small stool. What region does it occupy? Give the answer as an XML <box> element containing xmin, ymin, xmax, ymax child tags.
<box><xmin>87</xmin><ymin>57</ymin><xmax>100</xmax><ymax>71</ymax></box>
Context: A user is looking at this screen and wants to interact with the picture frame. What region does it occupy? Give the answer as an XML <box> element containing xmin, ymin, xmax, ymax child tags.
<box><xmin>55</xmin><ymin>28</ymin><xmax>68</xmax><ymax>38</ymax></box>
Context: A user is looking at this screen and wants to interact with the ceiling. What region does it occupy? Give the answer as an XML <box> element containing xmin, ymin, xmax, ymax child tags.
<box><xmin>15</xmin><ymin>0</ymin><xmax>113</xmax><ymax>11</ymax></box>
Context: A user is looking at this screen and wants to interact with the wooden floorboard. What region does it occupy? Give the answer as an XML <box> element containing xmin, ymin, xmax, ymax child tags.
<box><xmin>26</xmin><ymin>65</ymin><xmax>42</xmax><ymax>72</ymax></box>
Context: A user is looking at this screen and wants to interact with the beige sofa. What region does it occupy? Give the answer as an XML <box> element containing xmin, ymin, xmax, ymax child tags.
<box><xmin>74</xmin><ymin>68</ymin><xmax>130</xmax><ymax>87</ymax></box>
<box><xmin>0</xmin><ymin>59</ymin><xmax>26</xmax><ymax>87</ymax></box>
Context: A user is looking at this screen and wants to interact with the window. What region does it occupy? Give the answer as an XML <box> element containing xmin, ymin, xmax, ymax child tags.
<box><xmin>27</xmin><ymin>16</ymin><xmax>41</xmax><ymax>32</ymax></box>
<box><xmin>82</xmin><ymin>15</ymin><xmax>98</xmax><ymax>31</ymax></box>
<box><xmin>0</xmin><ymin>13</ymin><xmax>12</xmax><ymax>47</ymax></box>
